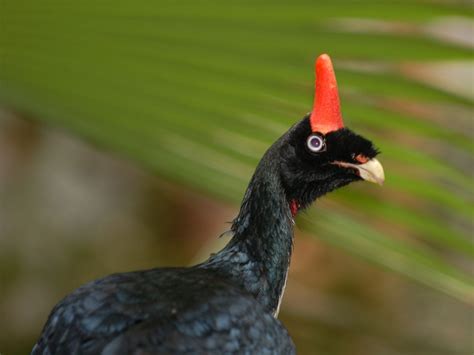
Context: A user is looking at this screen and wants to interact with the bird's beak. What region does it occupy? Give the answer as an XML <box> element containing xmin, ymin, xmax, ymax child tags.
<box><xmin>333</xmin><ymin>158</ymin><xmax>385</xmax><ymax>185</ymax></box>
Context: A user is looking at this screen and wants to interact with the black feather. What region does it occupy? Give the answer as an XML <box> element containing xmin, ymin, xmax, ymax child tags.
<box><xmin>33</xmin><ymin>115</ymin><xmax>378</xmax><ymax>354</ymax></box>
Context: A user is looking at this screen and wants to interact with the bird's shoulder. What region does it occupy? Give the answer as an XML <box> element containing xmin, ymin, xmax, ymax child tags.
<box><xmin>33</xmin><ymin>267</ymin><xmax>295</xmax><ymax>354</ymax></box>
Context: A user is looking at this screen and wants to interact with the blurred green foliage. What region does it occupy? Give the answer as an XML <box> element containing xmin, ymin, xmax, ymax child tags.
<box><xmin>0</xmin><ymin>0</ymin><xmax>473</xmax><ymax>303</ymax></box>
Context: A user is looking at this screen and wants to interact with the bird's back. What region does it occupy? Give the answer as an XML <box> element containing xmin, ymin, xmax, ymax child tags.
<box><xmin>33</xmin><ymin>267</ymin><xmax>295</xmax><ymax>355</ymax></box>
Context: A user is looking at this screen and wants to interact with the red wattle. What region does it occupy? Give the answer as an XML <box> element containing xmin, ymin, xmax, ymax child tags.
<box><xmin>290</xmin><ymin>199</ymin><xmax>300</xmax><ymax>217</ymax></box>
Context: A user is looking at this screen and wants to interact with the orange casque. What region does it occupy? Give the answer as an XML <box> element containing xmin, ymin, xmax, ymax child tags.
<box><xmin>309</xmin><ymin>54</ymin><xmax>345</xmax><ymax>134</ymax></box>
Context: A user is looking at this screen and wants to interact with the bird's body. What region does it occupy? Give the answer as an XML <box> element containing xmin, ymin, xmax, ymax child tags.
<box><xmin>33</xmin><ymin>54</ymin><xmax>384</xmax><ymax>354</ymax></box>
<box><xmin>34</xmin><ymin>128</ymin><xmax>296</xmax><ymax>355</ymax></box>
<box><xmin>36</xmin><ymin>268</ymin><xmax>294</xmax><ymax>354</ymax></box>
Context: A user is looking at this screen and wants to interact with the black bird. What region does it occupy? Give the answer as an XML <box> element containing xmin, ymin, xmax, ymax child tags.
<box><xmin>33</xmin><ymin>54</ymin><xmax>384</xmax><ymax>355</ymax></box>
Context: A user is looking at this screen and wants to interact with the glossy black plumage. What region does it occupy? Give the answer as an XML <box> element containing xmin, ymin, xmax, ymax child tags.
<box><xmin>33</xmin><ymin>115</ymin><xmax>380</xmax><ymax>354</ymax></box>
<box><xmin>34</xmin><ymin>268</ymin><xmax>293</xmax><ymax>354</ymax></box>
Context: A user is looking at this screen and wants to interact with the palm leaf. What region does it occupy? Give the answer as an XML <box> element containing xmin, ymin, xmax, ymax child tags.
<box><xmin>1</xmin><ymin>0</ymin><xmax>472</xmax><ymax>303</ymax></box>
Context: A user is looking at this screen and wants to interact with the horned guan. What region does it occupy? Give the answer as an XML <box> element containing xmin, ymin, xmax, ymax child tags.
<box><xmin>33</xmin><ymin>54</ymin><xmax>384</xmax><ymax>354</ymax></box>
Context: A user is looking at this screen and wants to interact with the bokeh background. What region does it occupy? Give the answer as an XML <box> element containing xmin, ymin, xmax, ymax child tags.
<box><xmin>0</xmin><ymin>1</ymin><xmax>473</xmax><ymax>354</ymax></box>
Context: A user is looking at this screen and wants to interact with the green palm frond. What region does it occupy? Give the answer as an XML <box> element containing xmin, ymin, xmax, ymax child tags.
<box><xmin>1</xmin><ymin>0</ymin><xmax>472</xmax><ymax>303</ymax></box>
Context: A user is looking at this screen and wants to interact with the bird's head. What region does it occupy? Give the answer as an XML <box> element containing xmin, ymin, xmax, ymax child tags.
<box><xmin>277</xmin><ymin>54</ymin><xmax>384</xmax><ymax>214</ymax></box>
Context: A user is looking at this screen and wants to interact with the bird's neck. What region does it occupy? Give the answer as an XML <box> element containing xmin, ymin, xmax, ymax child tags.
<box><xmin>203</xmin><ymin>151</ymin><xmax>294</xmax><ymax>316</ymax></box>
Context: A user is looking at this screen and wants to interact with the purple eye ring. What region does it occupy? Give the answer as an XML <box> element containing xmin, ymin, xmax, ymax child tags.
<box><xmin>306</xmin><ymin>134</ymin><xmax>326</xmax><ymax>153</ymax></box>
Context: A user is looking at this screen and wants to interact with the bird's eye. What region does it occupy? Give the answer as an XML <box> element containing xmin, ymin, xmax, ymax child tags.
<box><xmin>306</xmin><ymin>134</ymin><xmax>326</xmax><ymax>153</ymax></box>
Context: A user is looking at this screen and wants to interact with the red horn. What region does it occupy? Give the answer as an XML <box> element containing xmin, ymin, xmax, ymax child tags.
<box><xmin>309</xmin><ymin>54</ymin><xmax>344</xmax><ymax>134</ymax></box>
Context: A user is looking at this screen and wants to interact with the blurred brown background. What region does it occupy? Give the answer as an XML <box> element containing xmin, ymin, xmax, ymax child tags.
<box><xmin>0</xmin><ymin>1</ymin><xmax>473</xmax><ymax>354</ymax></box>
<box><xmin>0</xmin><ymin>110</ymin><xmax>471</xmax><ymax>354</ymax></box>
